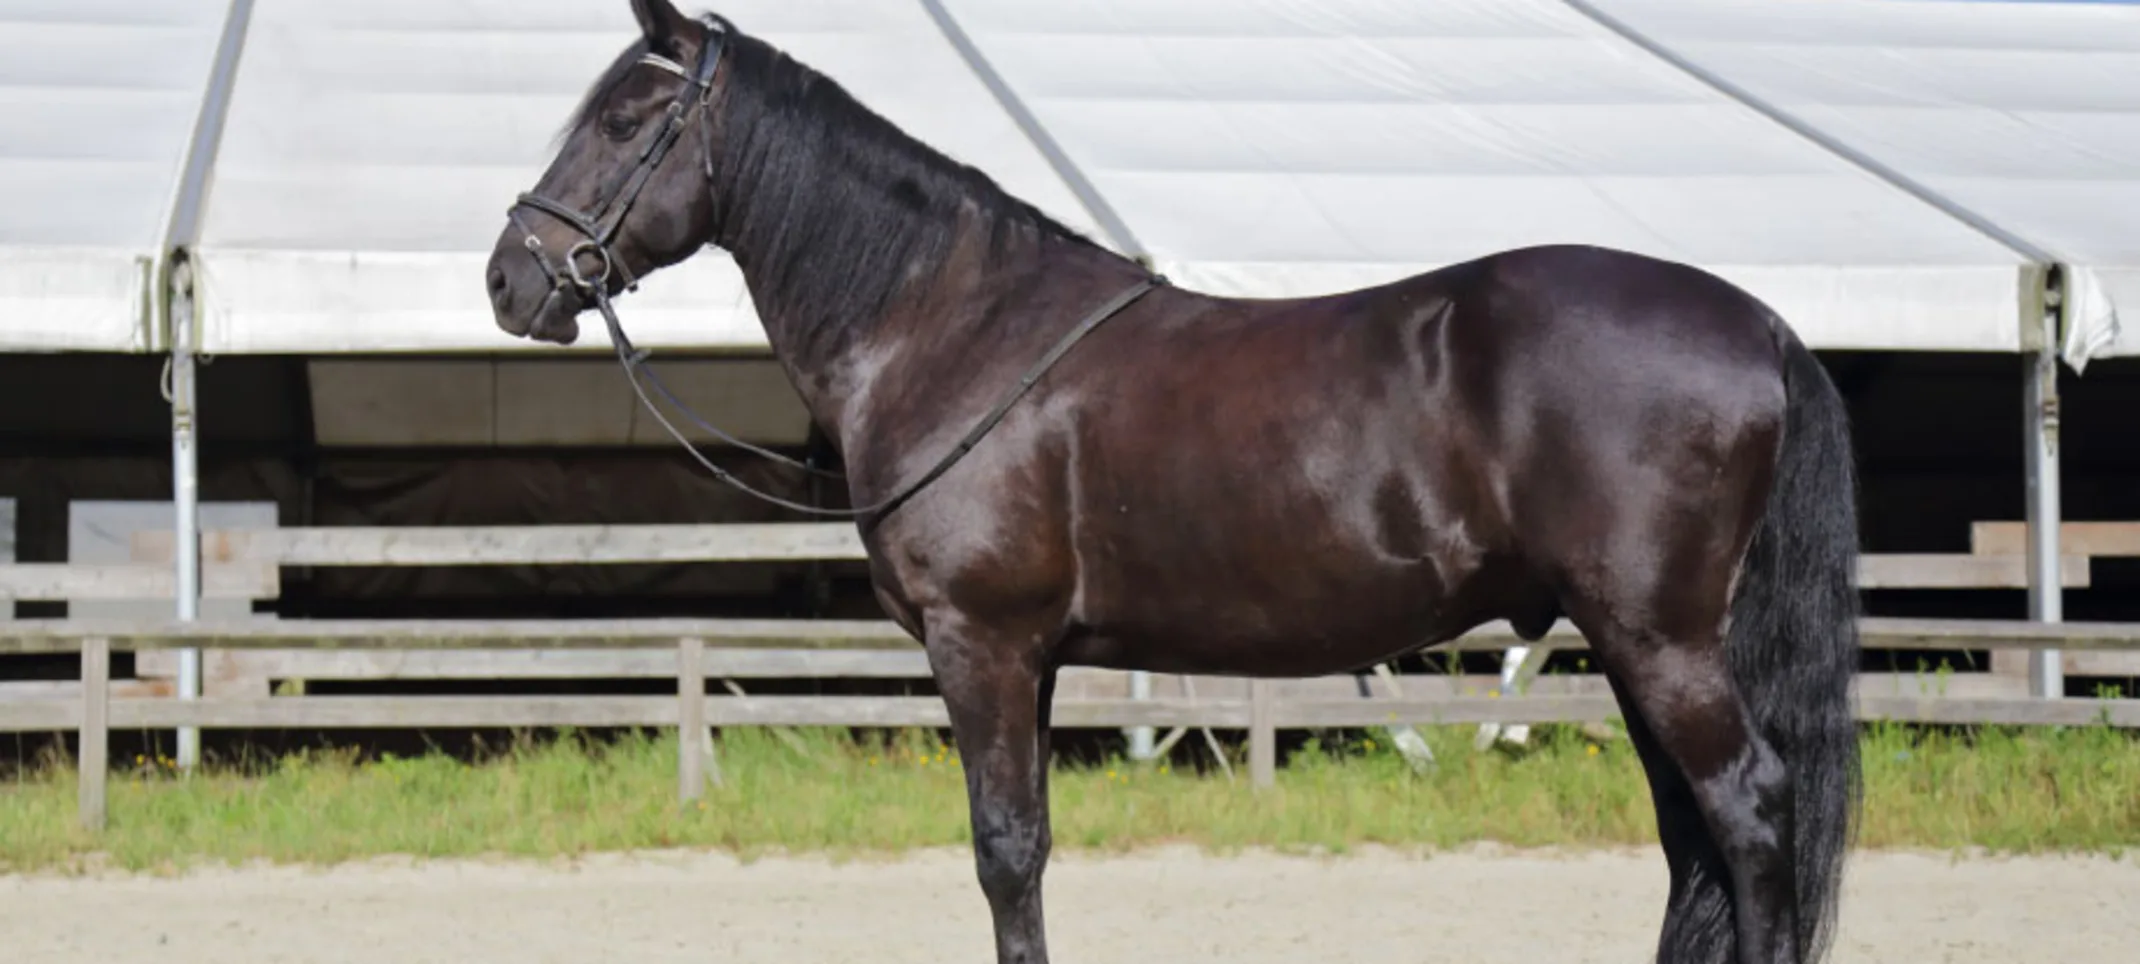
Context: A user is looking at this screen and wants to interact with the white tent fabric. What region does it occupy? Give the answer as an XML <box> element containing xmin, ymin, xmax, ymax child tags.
<box><xmin>1586</xmin><ymin>0</ymin><xmax>2140</xmax><ymax>366</ymax></box>
<box><xmin>0</xmin><ymin>0</ymin><xmax>233</xmax><ymax>352</ymax></box>
<box><xmin>190</xmin><ymin>0</ymin><xmax>1101</xmax><ymax>354</ymax></box>
<box><xmin>10</xmin><ymin>1</ymin><xmax>2138</xmax><ymax>359</ymax></box>
<box><xmin>939</xmin><ymin>0</ymin><xmax>2039</xmax><ymax>353</ymax></box>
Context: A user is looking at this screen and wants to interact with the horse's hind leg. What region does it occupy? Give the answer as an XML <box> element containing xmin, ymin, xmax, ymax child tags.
<box><xmin>924</xmin><ymin>612</ymin><xmax>1056</xmax><ymax>964</ymax></box>
<box><xmin>1577</xmin><ymin>600</ymin><xmax>1797</xmax><ymax>964</ymax></box>
<box><xmin>1605</xmin><ymin>673</ymin><xmax>1742</xmax><ymax>964</ymax></box>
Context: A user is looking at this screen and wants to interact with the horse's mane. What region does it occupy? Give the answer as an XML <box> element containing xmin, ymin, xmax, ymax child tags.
<box><xmin>562</xmin><ymin>22</ymin><xmax>1104</xmax><ymax>344</ymax></box>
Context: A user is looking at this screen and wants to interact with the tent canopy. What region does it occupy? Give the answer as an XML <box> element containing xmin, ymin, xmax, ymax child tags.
<box><xmin>941</xmin><ymin>0</ymin><xmax>2039</xmax><ymax>353</ymax></box>
<box><xmin>190</xmin><ymin>0</ymin><xmax>1100</xmax><ymax>354</ymax></box>
<box><xmin>1588</xmin><ymin>0</ymin><xmax>2140</xmax><ymax>363</ymax></box>
<box><xmin>3</xmin><ymin>0</ymin><xmax>2135</xmax><ymax>360</ymax></box>
<box><xmin>0</xmin><ymin>0</ymin><xmax>233</xmax><ymax>351</ymax></box>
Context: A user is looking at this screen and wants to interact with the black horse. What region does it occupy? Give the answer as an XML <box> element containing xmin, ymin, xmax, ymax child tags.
<box><xmin>486</xmin><ymin>4</ymin><xmax>1862</xmax><ymax>963</ymax></box>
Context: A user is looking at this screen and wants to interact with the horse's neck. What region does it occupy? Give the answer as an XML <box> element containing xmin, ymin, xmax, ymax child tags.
<box><xmin>701</xmin><ymin>97</ymin><xmax>1137</xmax><ymax>465</ymax></box>
<box><xmin>732</xmin><ymin>231</ymin><xmax>1028</xmax><ymax>455</ymax></box>
<box><xmin>733</xmin><ymin>224</ymin><xmax>1132</xmax><ymax>483</ymax></box>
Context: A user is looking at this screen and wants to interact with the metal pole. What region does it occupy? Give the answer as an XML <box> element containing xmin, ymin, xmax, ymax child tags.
<box><xmin>1126</xmin><ymin>670</ymin><xmax>1155</xmax><ymax>761</ymax></box>
<box><xmin>170</xmin><ymin>256</ymin><xmax>203</xmax><ymax>768</ymax></box>
<box><xmin>153</xmin><ymin>0</ymin><xmax>255</xmax><ymax>771</ymax></box>
<box><xmin>2024</xmin><ymin>282</ymin><xmax>2064</xmax><ymax>700</ymax></box>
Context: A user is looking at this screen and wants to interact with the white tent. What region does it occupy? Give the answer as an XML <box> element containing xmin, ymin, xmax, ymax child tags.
<box><xmin>7</xmin><ymin>0</ymin><xmax>2136</xmax><ymax>360</ymax></box>
<box><xmin>1586</xmin><ymin>0</ymin><xmax>2140</xmax><ymax>368</ymax></box>
<box><xmin>0</xmin><ymin>0</ymin><xmax>234</xmax><ymax>352</ymax></box>
<box><xmin>937</xmin><ymin>0</ymin><xmax>2042</xmax><ymax>353</ymax></box>
<box><xmin>188</xmin><ymin>0</ymin><xmax>1102</xmax><ymax>354</ymax></box>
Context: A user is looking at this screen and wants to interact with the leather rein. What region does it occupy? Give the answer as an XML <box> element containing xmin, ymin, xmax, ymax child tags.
<box><xmin>506</xmin><ymin>14</ymin><xmax>1163</xmax><ymax>525</ymax></box>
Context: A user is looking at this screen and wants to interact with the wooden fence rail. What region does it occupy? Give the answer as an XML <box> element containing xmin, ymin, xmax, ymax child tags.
<box><xmin>5</xmin><ymin>615</ymin><xmax>2139</xmax><ymax>831</ymax></box>
<box><xmin>121</xmin><ymin>524</ymin><xmax>2095</xmax><ymax>588</ymax></box>
<box><xmin>0</xmin><ymin>519</ymin><xmax>2111</xmax><ymax>704</ymax></box>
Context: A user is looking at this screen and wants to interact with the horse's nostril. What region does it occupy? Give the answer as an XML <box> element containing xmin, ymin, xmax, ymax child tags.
<box><xmin>487</xmin><ymin>265</ymin><xmax>509</xmax><ymax>298</ymax></box>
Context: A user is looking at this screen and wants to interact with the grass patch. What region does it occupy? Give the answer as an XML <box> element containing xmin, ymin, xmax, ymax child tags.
<box><xmin>2</xmin><ymin>722</ymin><xmax>2135</xmax><ymax>874</ymax></box>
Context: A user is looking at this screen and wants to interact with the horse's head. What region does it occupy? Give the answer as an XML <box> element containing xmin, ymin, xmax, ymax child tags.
<box><xmin>486</xmin><ymin>0</ymin><xmax>730</xmax><ymax>345</ymax></box>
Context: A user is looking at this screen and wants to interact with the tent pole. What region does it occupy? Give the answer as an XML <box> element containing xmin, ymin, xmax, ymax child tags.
<box><xmin>171</xmin><ymin>257</ymin><xmax>203</xmax><ymax>768</ymax></box>
<box><xmin>153</xmin><ymin>0</ymin><xmax>254</xmax><ymax>771</ymax></box>
<box><xmin>2023</xmin><ymin>281</ymin><xmax>2064</xmax><ymax>700</ymax></box>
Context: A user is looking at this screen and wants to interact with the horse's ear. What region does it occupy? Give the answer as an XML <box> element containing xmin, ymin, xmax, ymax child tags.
<box><xmin>630</xmin><ymin>0</ymin><xmax>690</xmax><ymax>54</ymax></box>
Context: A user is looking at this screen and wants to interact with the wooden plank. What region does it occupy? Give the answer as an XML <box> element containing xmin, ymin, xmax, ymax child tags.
<box><xmin>2059</xmin><ymin>650</ymin><xmax>2140</xmax><ymax>679</ymax></box>
<box><xmin>706</xmin><ymin>696</ymin><xmax>955</xmax><ymax>728</ymax></box>
<box><xmin>1990</xmin><ymin>648</ymin><xmax>2032</xmax><ymax>681</ymax></box>
<box><xmin>1065</xmin><ymin>669</ymin><xmax>2032</xmax><ymax>704</ymax></box>
<box><xmin>9</xmin><ymin>654</ymin><xmax>2030</xmax><ymax>704</ymax></box>
<box><xmin>92</xmin><ymin>695</ymin><xmax>946</xmax><ymax>730</ymax></box>
<box><xmin>115</xmin><ymin>528</ymin><xmax>2081</xmax><ymax>590</ymax></box>
<box><xmin>1858</xmin><ymin>554</ymin><xmax>2088</xmax><ymax>589</ymax></box>
<box><xmin>1971</xmin><ymin>521</ymin><xmax>2140</xmax><ymax>557</ymax></box>
<box><xmin>3</xmin><ymin>688</ymin><xmax>2134</xmax><ymax>735</ymax></box>
<box><xmin>0</xmin><ymin>679</ymin><xmax>175</xmax><ymax>700</ymax></box>
<box><xmin>116</xmin><ymin>524</ymin><xmax>2082</xmax><ymax>590</ymax></box>
<box><xmin>5</xmin><ymin>615</ymin><xmax>2140</xmax><ymax>656</ymax></box>
<box><xmin>1857</xmin><ymin>694</ymin><xmax>2140</xmax><ymax>728</ymax></box>
<box><xmin>132</xmin><ymin>523</ymin><xmax>868</xmax><ymax>567</ymax></box>
<box><xmin>0</xmin><ymin>618</ymin><xmax>918</xmax><ymax>653</ymax></box>
<box><xmin>0</xmin><ymin>701</ymin><xmax>72</xmax><ymax>732</ymax></box>
<box><xmin>1275</xmin><ymin>695</ymin><xmax>1622</xmax><ymax>727</ymax></box>
<box><xmin>678</xmin><ymin>639</ymin><xmax>705</xmax><ymax>802</ymax></box>
<box><xmin>0</xmin><ymin>563</ymin><xmax>279</xmax><ymax>602</ymax></box>
<box><xmin>85</xmin><ymin>695</ymin><xmax>1623</xmax><ymax>731</ymax></box>
<box><xmin>79</xmin><ymin>638</ymin><xmax>108</xmax><ymax>831</ymax></box>
<box><xmin>108</xmin><ymin>696</ymin><xmax>678</xmax><ymax>729</ymax></box>
<box><xmin>1857</xmin><ymin>617</ymin><xmax>2140</xmax><ymax>652</ymax></box>
<box><xmin>152</xmin><ymin>647</ymin><xmax>935</xmax><ymax>682</ymax></box>
<box><xmin>134</xmin><ymin>650</ymin><xmax>275</xmax><ymax>699</ymax></box>
<box><xmin>1850</xmin><ymin>672</ymin><xmax>2031</xmax><ymax>700</ymax></box>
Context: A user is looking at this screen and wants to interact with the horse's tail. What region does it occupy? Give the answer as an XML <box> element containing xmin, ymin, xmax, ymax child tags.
<box><xmin>1719</xmin><ymin>327</ymin><xmax>1863</xmax><ymax>963</ymax></box>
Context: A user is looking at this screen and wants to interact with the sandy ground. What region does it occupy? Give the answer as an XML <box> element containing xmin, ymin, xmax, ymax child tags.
<box><xmin>4</xmin><ymin>847</ymin><xmax>2134</xmax><ymax>963</ymax></box>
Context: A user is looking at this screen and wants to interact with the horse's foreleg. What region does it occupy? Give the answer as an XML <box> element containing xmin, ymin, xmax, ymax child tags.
<box><xmin>926</xmin><ymin>617</ymin><xmax>1056</xmax><ymax>964</ymax></box>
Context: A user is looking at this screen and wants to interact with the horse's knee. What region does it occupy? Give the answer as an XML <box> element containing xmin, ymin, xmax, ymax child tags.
<box><xmin>973</xmin><ymin>811</ymin><xmax>1050</xmax><ymax>902</ymax></box>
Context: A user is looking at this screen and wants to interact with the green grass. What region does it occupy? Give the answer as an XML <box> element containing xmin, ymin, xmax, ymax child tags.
<box><xmin>2</xmin><ymin>722</ymin><xmax>2135</xmax><ymax>874</ymax></box>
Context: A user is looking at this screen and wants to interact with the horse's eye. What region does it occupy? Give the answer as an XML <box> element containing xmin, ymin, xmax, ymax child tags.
<box><xmin>601</xmin><ymin>113</ymin><xmax>640</xmax><ymax>141</ymax></box>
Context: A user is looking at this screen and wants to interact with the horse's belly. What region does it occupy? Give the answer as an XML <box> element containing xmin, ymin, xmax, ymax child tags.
<box><xmin>1063</xmin><ymin>549</ymin><xmax>1477</xmax><ymax>677</ymax></box>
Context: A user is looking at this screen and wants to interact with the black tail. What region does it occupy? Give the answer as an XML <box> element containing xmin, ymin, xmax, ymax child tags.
<box><xmin>1715</xmin><ymin>330</ymin><xmax>1864</xmax><ymax>963</ymax></box>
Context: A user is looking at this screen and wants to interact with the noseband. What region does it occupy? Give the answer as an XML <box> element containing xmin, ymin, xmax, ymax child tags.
<box><xmin>503</xmin><ymin>14</ymin><xmax>1166</xmax><ymax>525</ymax></box>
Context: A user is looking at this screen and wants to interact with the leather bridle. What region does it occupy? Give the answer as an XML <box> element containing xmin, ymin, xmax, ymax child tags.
<box><xmin>508</xmin><ymin>14</ymin><xmax>733</xmax><ymax>308</ymax></box>
<box><xmin>501</xmin><ymin>13</ymin><xmax>1165</xmax><ymax>525</ymax></box>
